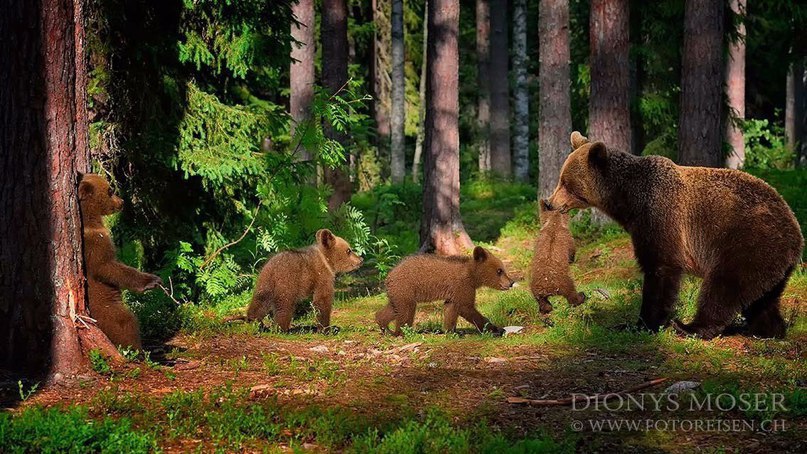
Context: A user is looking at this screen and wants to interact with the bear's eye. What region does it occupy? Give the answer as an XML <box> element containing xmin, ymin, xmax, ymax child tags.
<box><xmin>497</xmin><ymin>269</ymin><xmax>503</xmax><ymax>276</ymax></box>
<box><xmin>346</xmin><ymin>248</ymin><xmax>352</xmax><ymax>256</ymax></box>
<box><xmin>107</xmin><ymin>188</ymin><xmax>113</xmax><ymax>197</ymax></box>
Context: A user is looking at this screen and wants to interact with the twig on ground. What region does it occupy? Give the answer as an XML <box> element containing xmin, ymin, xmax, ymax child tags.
<box><xmin>507</xmin><ymin>377</ymin><xmax>668</xmax><ymax>407</ymax></box>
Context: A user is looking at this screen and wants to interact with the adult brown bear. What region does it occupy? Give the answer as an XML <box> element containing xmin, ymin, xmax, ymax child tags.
<box><xmin>547</xmin><ymin>132</ymin><xmax>803</xmax><ymax>339</ymax></box>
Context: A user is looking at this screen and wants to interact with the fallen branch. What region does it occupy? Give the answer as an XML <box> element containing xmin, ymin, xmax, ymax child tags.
<box><xmin>507</xmin><ymin>377</ymin><xmax>668</xmax><ymax>407</ymax></box>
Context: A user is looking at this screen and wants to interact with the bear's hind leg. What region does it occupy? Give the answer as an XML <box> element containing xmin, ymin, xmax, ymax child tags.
<box><xmin>375</xmin><ymin>303</ymin><xmax>396</xmax><ymax>333</ymax></box>
<box><xmin>102</xmin><ymin>304</ymin><xmax>142</xmax><ymax>350</ymax></box>
<box><xmin>247</xmin><ymin>290</ymin><xmax>273</xmax><ymax>322</ymax></box>
<box><xmin>677</xmin><ymin>273</ymin><xmax>745</xmax><ymax>340</ymax></box>
<box><xmin>742</xmin><ymin>267</ymin><xmax>791</xmax><ymax>339</ymax></box>
<box><xmin>393</xmin><ymin>300</ymin><xmax>416</xmax><ymax>336</ymax></box>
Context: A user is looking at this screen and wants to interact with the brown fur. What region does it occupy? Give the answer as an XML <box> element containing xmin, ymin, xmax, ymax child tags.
<box><xmin>247</xmin><ymin>229</ymin><xmax>362</xmax><ymax>331</ymax></box>
<box><xmin>530</xmin><ymin>199</ymin><xmax>585</xmax><ymax>314</ymax></box>
<box><xmin>376</xmin><ymin>247</ymin><xmax>515</xmax><ymax>335</ymax></box>
<box><xmin>79</xmin><ymin>174</ymin><xmax>162</xmax><ymax>350</ymax></box>
<box><xmin>547</xmin><ymin>132</ymin><xmax>804</xmax><ymax>339</ymax></box>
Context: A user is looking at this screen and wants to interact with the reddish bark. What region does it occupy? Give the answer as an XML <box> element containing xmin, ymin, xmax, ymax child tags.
<box><xmin>420</xmin><ymin>0</ymin><xmax>474</xmax><ymax>255</ymax></box>
<box><xmin>725</xmin><ymin>0</ymin><xmax>746</xmax><ymax>169</ymax></box>
<box><xmin>290</xmin><ymin>0</ymin><xmax>316</xmax><ymax>161</ymax></box>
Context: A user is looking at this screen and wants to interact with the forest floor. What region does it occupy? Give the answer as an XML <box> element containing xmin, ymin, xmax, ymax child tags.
<box><xmin>2</xmin><ymin>173</ymin><xmax>806</xmax><ymax>453</ymax></box>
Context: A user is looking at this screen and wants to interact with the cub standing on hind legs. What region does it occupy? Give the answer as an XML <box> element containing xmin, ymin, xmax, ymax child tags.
<box><xmin>376</xmin><ymin>246</ymin><xmax>515</xmax><ymax>336</ymax></box>
<box><xmin>247</xmin><ymin>229</ymin><xmax>363</xmax><ymax>332</ymax></box>
<box><xmin>79</xmin><ymin>174</ymin><xmax>162</xmax><ymax>350</ymax></box>
<box><xmin>530</xmin><ymin>199</ymin><xmax>585</xmax><ymax>314</ymax></box>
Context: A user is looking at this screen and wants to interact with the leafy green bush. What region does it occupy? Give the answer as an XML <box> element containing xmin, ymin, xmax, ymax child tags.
<box><xmin>743</xmin><ymin>118</ymin><xmax>794</xmax><ymax>169</ymax></box>
<box><xmin>0</xmin><ymin>406</ymin><xmax>156</xmax><ymax>453</ymax></box>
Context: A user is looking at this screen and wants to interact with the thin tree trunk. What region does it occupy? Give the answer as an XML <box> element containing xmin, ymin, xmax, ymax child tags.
<box><xmin>512</xmin><ymin>0</ymin><xmax>529</xmax><ymax>182</ymax></box>
<box><xmin>589</xmin><ymin>0</ymin><xmax>631</xmax><ymax>154</ymax></box>
<box><xmin>476</xmin><ymin>0</ymin><xmax>491</xmax><ymax>173</ymax></box>
<box><xmin>725</xmin><ymin>0</ymin><xmax>746</xmax><ymax>169</ymax></box>
<box><xmin>290</xmin><ymin>0</ymin><xmax>315</xmax><ymax>162</ymax></box>
<box><xmin>489</xmin><ymin>0</ymin><xmax>511</xmax><ymax>177</ymax></box>
<box><xmin>0</xmin><ymin>0</ymin><xmax>119</xmax><ymax>378</ymax></box>
<box><xmin>420</xmin><ymin>0</ymin><xmax>474</xmax><ymax>255</ymax></box>
<box><xmin>390</xmin><ymin>0</ymin><xmax>406</xmax><ymax>183</ymax></box>
<box><xmin>538</xmin><ymin>0</ymin><xmax>572</xmax><ymax>199</ymax></box>
<box><xmin>373</xmin><ymin>0</ymin><xmax>392</xmax><ymax>163</ymax></box>
<box><xmin>678</xmin><ymin>0</ymin><xmax>724</xmax><ymax>167</ymax></box>
<box><xmin>413</xmin><ymin>0</ymin><xmax>428</xmax><ymax>182</ymax></box>
<box><xmin>323</xmin><ymin>0</ymin><xmax>352</xmax><ymax>210</ymax></box>
<box><xmin>785</xmin><ymin>59</ymin><xmax>805</xmax><ymax>158</ymax></box>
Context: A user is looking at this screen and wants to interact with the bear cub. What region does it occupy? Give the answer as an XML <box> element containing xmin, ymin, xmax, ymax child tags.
<box><xmin>376</xmin><ymin>247</ymin><xmax>515</xmax><ymax>336</ymax></box>
<box><xmin>80</xmin><ymin>174</ymin><xmax>162</xmax><ymax>350</ymax></box>
<box><xmin>247</xmin><ymin>229</ymin><xmax>362</xmax><ymax>332</ymax></box>
<box><xmin>530</xmin><ymin>199</ymin><xmax>585</xmax><ymax>314</ymax></box>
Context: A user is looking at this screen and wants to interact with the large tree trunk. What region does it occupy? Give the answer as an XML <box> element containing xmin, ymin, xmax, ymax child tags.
<box><xmin>785</xmin><ymin>59</ymin><xmax>805</xmax><ymax>164</ymax></box>
<box><xmin>678</xmin><ymin>0</ymin><xmax>724</xmax><ymax>167</ymax></box>
<box><xmin>476</xmin><ymin>0</ymin><xmax>492</xmax><ymax>173</ymax></box>
<box><xmin>413</xmin><ymin>0</ymin><xmax>428</xmax><ymax>182</ymax></box>
<box><xmin>322</xmin><ymin>0</ymin><xmax>352</xmax><ymax>210</ymax></box>
<box><xmin>538</xmin><ymin>0</ymin><xmax>572</xmax><ymax>199</ymax></box>
<box><xmin>373</xmin><ymin>0</ymin><xmax>392</xmax><ymax>164</ymax></box>
<box><xmin>0</xmin><ymin>0</ymin><xmax>119</xmax><ymax>378</ymax></box>
<box><xmin>589</xmin><ymin>0</ymin><xmax>631</xmax><ymax>154</ymax></box>
<box><xmin>390</xmin><ymin>0</ymin><xmax>406</xmax><ymax>183</ymax></box>
<box><xmin>512</xmin><ymin>0</ymin><xmax>529</xmax><ymax>182</ymax></box>
<box><xmin>725</xmin><ymin>0</ymin><xmax>746</xmax><ymax>169</ymax></box>
<box><xmin>290</xmin><ymin>0</ymin><xmax>316</xmax><ymax>162</ymax></box>
<box><xmin>420</xmin><ymin>0</ymin><xmax>474</xmax><ymax>255</ymax></box>
<box><xmin>489</xmin><ymin>0</ymin><xmax>511</xmax><ymax>178</ymax></box>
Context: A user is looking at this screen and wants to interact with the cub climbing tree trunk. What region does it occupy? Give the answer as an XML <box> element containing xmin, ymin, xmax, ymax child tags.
<box><xmin>420</xmin><ymin>0</ymin><xmax>474</xmax><ymax>255</ymax></box>
<box><xmin>489</xmin><ymin>0</ymin><xmax>511</xmax><ymax>178</ymax></box>
<box><xmin>0</xmin><ymin>0</ymin><xmax>121</xmax><ymax>377</ymax></box>
<box><xmin>538</xmin><ymin>0</ymin><xmax>572</xmax><ymax>198</ymax></box>
<box><xmin>725</xmin><ymin>0</ymin><xmax>746</xmax><ymax>169</ymax></box>
<box><xmin>678</xmin><ymin>0</ymin><xmax>724</xmax><ymax>167</ymax></box>
<box><xmin>322</xmin><ymin>0</ymin><xmax>353</xmax><ymax>210</ymax></box>
<box><xmin>290</xmin><ymin>0</ymin><xmax>316</xmax><ymax>161</ymax></box>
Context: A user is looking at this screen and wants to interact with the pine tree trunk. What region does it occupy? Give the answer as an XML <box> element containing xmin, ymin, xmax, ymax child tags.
<box><xmin>390</xmin><ymin>0</ymin><xmax>406</xmax><ymax>183</ymax></box>
<box><xmin>538</xmin><ymin>0</ymin><xmax>572</xmax><ymax>199</ymax></box>
<box><xmin>373</xmin><ymin>0</ymin><xmax>392</xmax><ymax>162</ymax></box>
<box><xmin>476</xmin><ymin>0</ymin><xmax>491</xmax><ymax>173</ymax></box>
<box><xmin>413</xmin><ymin>0</ymin><xmax>428</xmax><ymax>182</ymax></box>
<box><xmin>678</xmin><ymin>0</ymin><xmax>724</xmax><ymax>167</ymax></box>
<box><xmin>589</xmin><ymin>0</ymin><xmax>631</xmax><ymax>154</ymax></box>
<box><xmin>323</xmin><ymin>0</ymin><xmax>353</xmax><ymax>210</ymax></box>
<box><xmin>785</xmin><ymin>59</ymin><xmax>805</xmax><ymax>163</ymax></box>
<box><xmin>725</xmin><ymin>0</ymin><xmax>746</xmax><ymax>169</ymax></box>
<box><xmin>420</xmin><ymin>0</ymin><xmax>474</xmax><ymax>255</ymax></box>
<box><xmin>0</xmin><ymin>0</ymin><xmax>120</xmax><ymax>378</ymax></box>
<box><xmin>512</xmin><ymin>0</ymin><xmax>529</xmax><ymax>182</ymax></box>
<box><xmin>290</xmin><ymin>0</ymin><xmax>316</xmax><ymax>162</ymax></box>
<box><xmin>489</xmin><ymin>0</ymin><xmax>511</xmax><ymax>178</ymax></box>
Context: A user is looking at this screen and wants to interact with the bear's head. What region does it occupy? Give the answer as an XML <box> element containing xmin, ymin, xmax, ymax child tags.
<box><xmin>546</xmin><ymin>131</ymin><xmax>609</xmax><ymax>213</ymax></box>
<box><xmin>539</xmin><ymin>198</ymin><xmax>569</xmax><ymax>228</ymax></box>
<box><xmin>471</xmin><ymin>246</ymin><xmax>515</xmax><ymax>291</ymax></box>
<box><xmin>316</xmin><ymin>229</ymin><xmax>363</xmax><ymax>273</ymax></box>
<box><xmin>79</xmin><ymin>173</ymin><xmax>124</xmax><ymax>218</ymax></box>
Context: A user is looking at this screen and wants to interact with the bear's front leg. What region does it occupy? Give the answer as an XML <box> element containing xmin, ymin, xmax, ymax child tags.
<box><xmin>637</xmin><ymin>269</ymin><xmax>682</xmax><ymax>332</ymax></box>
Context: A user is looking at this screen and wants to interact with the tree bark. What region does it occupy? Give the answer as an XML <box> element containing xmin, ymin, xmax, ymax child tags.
<box><xmin>489</xmin><ymin>0</ymin><xmax>511</xmax><ymax>178</ymax></box>
<box><xmin>322</xmin><ymin>0</ymin><xmax>352</xmax><ymax>210</ymax></box>
<box><xmin>678</xmin><ymin>0</ymin><xmax>724</xmax><ymax>167</ymax></box>
<box><xmin>413</xmin><ymin>0</ymin><xmax>428</xmax><ymax>182</ymax></box>
<box><xmin>390</xmin><ymin>0</ymin><xmax>406</xmax><ymax>183</ymax></box>
<box><xmin>476</xmin><ymin>0</ymin><xmax>491</xmax><ymax>173</ymax></box>
<box><xmin>538</xmin><ymin>0</ymin><xmax>572</xmax><ymax>199</ymax></box>
<box><xmin>420</xmin><ymin>0</ymin><xmax>474</xmax><ymax>255</ymax></box>
<box><xmin>373</xmin><ymin>0</ymin><xmax>392</xmax><ymax>162</ymax></box>
<box><xmin>589</xmin><ymin>0</ymin><xmax>631</xmax><ymax>154</ymax></box>
<box><xmin>0</xmin><ymin>0</ymin><xmax>120</xmax><ymax>378</ymax></box>
<box><xmin>290</xmin><ymin>0</ymin><xmax>316</xmax><ymax>162</ymax></box>
<box><xmin>512</xmin><ymin>0</ymin><xmax>529</xmax><ymax>182</ymax></box>
<box><xmin>785</xmin><ymin>59</ymin><xmax>805</xmax><ymax>161</ymax></box>
<box><xmin>725</xmin><ymin>0</ymin><xmax>746</xmax><ymax>169</ymax></box>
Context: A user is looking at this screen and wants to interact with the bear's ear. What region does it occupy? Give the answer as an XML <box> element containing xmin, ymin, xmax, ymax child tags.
<box><xmin>587</xmin><ymin>142</ymin><xmax>608</xmax><ymax>170</ymax></box>
<box><xmin>473</xmin><ymin>246</ymin><xmax>488</xmax><ymax>262</ymax></box>
<box><xmin>316</xmin><ymin>229</ymin><xmax>335</xmax><ymax>248</ymax></box>
<box><xmin>570</xmin><ymin>131</ymin><xmax>589</xmax><ymax>150</ymax></box>
<box><xmin>78</xmin><ymin>178</ymin><xmax>93</xmax><ymax>201</ymax></box>
<box><xmin>539</xmin><ymin>198</ymin><xmax>551</xmax><ymax>213</ymax></box>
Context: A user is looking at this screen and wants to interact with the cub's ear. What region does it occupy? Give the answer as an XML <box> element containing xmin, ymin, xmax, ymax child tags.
<box><xmin>78</xmin><ymin>178</ymin><xmax>93</xmax><ymax>201</ymax></box>
<box><xmin>539</xmin><ymin>199</ymin><xmax>551</xmax><ymax>212</ymax></box>
<box><xmin>316</xmin><ymin>229</ymin><xmax>335</xmax><ymax>248</ymax></box>
<box><xmin>473</xmin><ymin>246</ymin><xmax>488</xmax><ymax>262</ymax></box>
<box><xmin>570</xmin><ymin>131</ymin><xmax>589</xmax><ymax>150</ymax></box>
<box><xmin>587</xmin><ymin>142</ymin><xmax>608</xmax><ymax>169</ymax></box>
